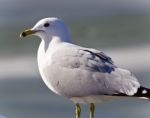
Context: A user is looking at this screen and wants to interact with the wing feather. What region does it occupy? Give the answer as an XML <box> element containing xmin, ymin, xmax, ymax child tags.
<box><xmin>49</xmin><ymin>44</ymin><xmax>140</xmax><ymax>96</ymax></box>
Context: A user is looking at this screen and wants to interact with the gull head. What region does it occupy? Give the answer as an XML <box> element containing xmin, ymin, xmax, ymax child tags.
<box><xmin>20</xmin><ymin>17</ymin><xmax>71</xmax><ymax>42</ymax></box>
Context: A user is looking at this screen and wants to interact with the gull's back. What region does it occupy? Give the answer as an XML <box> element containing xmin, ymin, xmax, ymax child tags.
<box><xmin>37</xmin><ymin>41</ymin><xmax>140</xmax><ymax>101</ymax></box>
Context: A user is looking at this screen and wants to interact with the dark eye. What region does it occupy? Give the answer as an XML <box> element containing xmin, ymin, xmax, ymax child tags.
<box><xmin>44</xmin><ymin>23</ymin><xmax>50</xmax><ymax>27</ymax></box>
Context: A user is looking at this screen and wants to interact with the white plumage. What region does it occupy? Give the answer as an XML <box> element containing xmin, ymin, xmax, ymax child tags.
<box><xmin>38</xmin><ymin>40</ymin><xmax>140</xmax><ymax>100</ymax></box>
<box><xmin>20</xmin><ymin>17</ymin><xmax>150</xmax><ymax>118</ymax></box>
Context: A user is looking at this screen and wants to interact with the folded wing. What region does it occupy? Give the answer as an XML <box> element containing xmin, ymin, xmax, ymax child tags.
<box><xmin>50</xmin><ymin>45</ymin><xmax>140</xmax><ymax>96</ymax></box>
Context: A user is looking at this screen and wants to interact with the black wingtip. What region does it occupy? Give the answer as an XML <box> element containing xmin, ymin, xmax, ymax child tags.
<box><xmin>110</xmin><ymin>86</ymin><xmax>150</xmax><ymax>99</ymax></box>
<box><xmin>133</xmin><ymin>86</ymin><xmax>150</xmax><ymax>99</ymax></box>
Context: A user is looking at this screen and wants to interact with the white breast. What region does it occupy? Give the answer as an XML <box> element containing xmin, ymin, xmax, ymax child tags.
<box><xmin>37</xmin><ymin>41</ymin><xmax>61</xmax><ymax>95</ymax></box>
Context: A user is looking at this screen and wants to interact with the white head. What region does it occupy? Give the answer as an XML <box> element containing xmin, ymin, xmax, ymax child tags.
<box><xmin>20</xmin><ymin>17</ymin><xmax>71</xmax><ymax>43</ymax></box>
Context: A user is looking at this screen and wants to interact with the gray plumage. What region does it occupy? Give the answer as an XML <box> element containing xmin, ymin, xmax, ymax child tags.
<box><xmin>38</xmin><ymin>42</ymin><xmax>140</xmax><ymax>98</ymax></box>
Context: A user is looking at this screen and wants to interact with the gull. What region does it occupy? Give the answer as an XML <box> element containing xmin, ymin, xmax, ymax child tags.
<box><xmin>20</xmin><ymin>17</ymin><xmax>150</xmax><ymax>118</ymax></box>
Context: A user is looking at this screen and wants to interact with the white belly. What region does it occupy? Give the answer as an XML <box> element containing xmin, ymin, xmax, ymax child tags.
<box><xmin>70</xmin><ymin>95</ymin><xmax>117</xmax><ymax>104</ymax></box>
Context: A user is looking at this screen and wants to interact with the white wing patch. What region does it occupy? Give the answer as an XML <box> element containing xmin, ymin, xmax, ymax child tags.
<box><xmin>142</xmin><ymin>90</ymin><xmax>147</xmax><ymax>94</ymax></box>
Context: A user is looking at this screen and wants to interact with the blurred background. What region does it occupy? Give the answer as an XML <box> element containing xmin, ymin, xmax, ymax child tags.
<box><xmin>0</xmin><ymin>0</ymin><xmax>150</xmax><ymax>118</ymax></box>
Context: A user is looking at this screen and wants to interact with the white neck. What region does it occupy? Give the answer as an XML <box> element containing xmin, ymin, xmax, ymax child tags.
<box><xmin>42</xmin><ymin>34</ymin><xmax>71</xmax><ymax>52</ymax></box>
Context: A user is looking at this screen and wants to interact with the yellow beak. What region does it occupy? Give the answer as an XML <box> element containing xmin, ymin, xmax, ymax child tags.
<box><xmin>20</xmin><ymin>29</ymin><xmax>37</xmax><ymax>38</ymax></box>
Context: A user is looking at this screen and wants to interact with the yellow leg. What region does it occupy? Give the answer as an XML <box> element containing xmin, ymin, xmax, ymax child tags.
<box><xmin>75</xmin><ymin>103</ymin><xmax>81</xmax><ymax>118</ymax></box>
<box><xmin>89</xmin><ymin>103</ymin><xmax>95</xmax><ymax>118</ymax></box>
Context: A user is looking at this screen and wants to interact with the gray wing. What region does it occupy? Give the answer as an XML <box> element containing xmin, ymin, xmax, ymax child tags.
<box><xmin>52</xmin><ymin>46</ymin><xmax>116</xmax><ymax>73</ymax></box>
<box><xmin>81</xmin><ymin>49</ymin><xmax>115</xmax><ymax>73</ymax></box>
<box><xmin>49</xmin><ymin>45</ymin><xmax>140</xmax><ymax>97</ymax></box>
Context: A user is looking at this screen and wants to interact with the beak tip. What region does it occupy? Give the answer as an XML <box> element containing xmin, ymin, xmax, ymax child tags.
<box><xmin>19</xmin><ymin>29</ymin><xmax>36</xmax><ymax>39</ymax></box>
<box><xmin>20</xmin><ymin>32</ymin><xmax>26</xmax><ymax>38</ymax></box>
